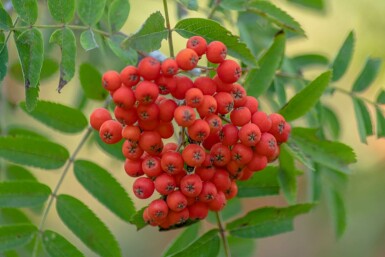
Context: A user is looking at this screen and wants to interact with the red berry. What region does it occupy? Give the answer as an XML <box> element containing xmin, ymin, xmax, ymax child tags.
<box><xmin>247</xmin><ymin>153</ymin><xmax>267</xmax><ymax>171</ymax></box>
<box><xmin>251</xmin><ymin>111</ymin><xmax>272</xmax><ymax>133</ymax></box>
<box><xmin>230</xmin><ymin>107</ymin><xmax>251</xmax><ymax>126</ymax></box>
<box><xmin>161</xmin><ymin>151</ymin><xmax>184</xmax><ymax>175</ymax></box>
<box><xmin>159</xmin><ymin>99</ymin><xmax>178</xmax><ymax>122</ymax></box>
<box><xmin>185</xmin><ymin>88</ymin><xmax>204</xmax><ymax>108</ymax></box>
<box><xmin>188</xmin><ymin>202</ymin><xmax>209</xmax><ymax>220</ymax></box>
<box><xmin>186</xmin><ymin>36</ymin><xmax>207</xmax><ymax>56</ymax></box>
<box><xmin>102</xmin><ymin>70</ymin><xmax>121</xmax><ymax>91</ymax></box>
<box><xmin>254</xmin><ymin>133</ymin><xmax>277</xmax><ymax>158</ymax></box>
<box><xmin>211</xmin><ymin>169</ymin><xmax>231</xmax><ymax>192</ymax></box>
<box><xmin>176</xmin><ymin>48</ymin><xmax>199</xmax><ymax>70</ymax></box>
<box><xmin>142</xmin><ymin>156</ymin><xmax>162</xmax><ymax>177</ymax></box>
<box><xmin>171</xmin><ymin>76</ymin><xmax>194</xmax><ymax>99</ymax></box>
<box><xmin>114</xmin><ymin>107</ymin><xmax>138</xmax><ymax>125</ymax></box>
<box><xmin>124</xmin><ymin>158</ymin><xmax>144</xmax><ymax>177</ymax></box>
<box><xmin>208</xmin><ymin>191</ymin><xmax>226</xmax><ymax>211</ymax></box>
<box><xmin>135</xmin><ymin>81</ymin><xmax>159</xmax><ymax>105</ymax></box>
<box><xmin>187</xmin><ymin>119</ymin><xmax>210</xmax><ymax>142</ymax></box>
<box><xmin>161</xmin><ymin>58</ymin><xmax>179</xmax><ymax>77</ymax></box>
<box><xmin>214</xmin><ymin>92</ymin><xmax>234</xmax><ymax>114</ymax></box>
<box><xmin>210</xmin><ymin>143</ymin><xmax>231</xmax><ymax>167</ymax></box>
<box><xmin>231</xmin><ymin>143</ymin><xmax>253</xmax><ymax>165</ymax></box>
<box><xmin>217</xmin><ymin>60</ymin><xmax>242</xmax><ymax>83</ymax></box>
<box><xmin>122</xmin><ymin>125</ymin><xmax>141</xmax><ymax>142</ymax></box>
<box><xmin>133</xmin><ymin>177</ymin><xmax>155</xmax><ymax>199</ymax></box>
<box><xmin>206</xmin><ymin>41</ymin><xmax>227</xmax><ymax>63</ymax></box>
<box><xmin>99</xmin><ymin>120</ymin><xmax>123</xmax><ymax>144</ymax></box>
<box><xmin>138</xmin><ymin>56</ymin><xmax>161</xmax><ymax>80</ymax></box>
<box><xmin>182</xmin><ymin>144</ymin><xmax>206</xmax><ymax>167</ymax></box>
<box><xmin>167</xmin><ymin>190</ymin><xmax>188</xmax><ymax>212</ymax></box>
<box><xmin>194</xmin><ymin>77</ymin><xmax>217</xmax><ymax>95</ymax></box>
<box><xmin>198</xmin><ymin>181</ymin><xmax>217</xmax><ymax>203</ymax></box>
<box><xmin>154</xmin><ymin>173</ymin><xmax>177</xmax><ymax>195</ymax></box>
<box><xmin>180</xmin><ymin>174</ymin><xmax>203</xmax><ymax>198</ymax></box>
<box><xmin>122</xmin><ymin>140</ymin><xmax>143</xmax><ymax>160</ymax></box>
<box><xmin>219</xmin><ymin>124</ymin><xmax>239</xmax><ymax>146</ymax></box>
<box><xmin>238</xmin><ymin>123</ymin><xmax>261</xmax><ymax>146</ymax></box>
<box><xmin>120</xmin><ymin>66</ymin><xmax>140</xmax><ymax>87</ymax></box>
<box><xmin>148</xmin><ymin>199</ymin><xmax>168</xmax><ymax>221</ymax></box>
<box><xmin>196</xmin><ymin>95</ymin><xmax>217</xmax><ymax>117</ymax></box>
<box><xmin>112</xmin><ymin>86</ymin><xmax>136</xmax><ymax>110</ymax></box>
<box><xmin>90</xmin><ymin>108</ymin><xmax>112</xmax><ymax>130</ymax></box>
<box><xmin>174</xmin><ymin>105</ymin><xmax>196</xmax><ymax>127</ymax></box>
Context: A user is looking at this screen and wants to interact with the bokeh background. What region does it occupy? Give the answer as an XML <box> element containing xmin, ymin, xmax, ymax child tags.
<box><xmin>1</xmin><ymin>0</ymin><xmax>385</xmax><ymax>256</ymax></box>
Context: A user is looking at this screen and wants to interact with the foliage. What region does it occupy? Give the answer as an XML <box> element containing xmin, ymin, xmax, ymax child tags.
<box><xmin>0</xmin><ymin>0</ymin><xmax>383</xmax><ymax>257</ymax></box>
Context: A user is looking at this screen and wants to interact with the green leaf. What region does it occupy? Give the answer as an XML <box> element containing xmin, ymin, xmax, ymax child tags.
<box><xmin>25</xmin><ymin>86</ymin><xmax>39</xmax><ymax>112</ymax></box>
<box><xmin>56</xmin><ymin>194</ymin><xmax>121</xmax><ymax>257</ymax></box>
<box><xmin>287</xmin><ymin>0</ymin><xmax>325</xmax><ymax>11</ymax></box>
<box><xmin>169</xmin><ymin>229</ymin><xmax>220</xmax><ymax>257</ymax></box>
<box><xmin>227</xmin><ymin>204</ymin><xmax>314</xmax><ymax>238</ymax></box>
<box><xmin>285</xmin><ymin>141</ymin><xmax>314</xmax><ymax>171</ymax></box>
<box><xmin>376</xmin><ymin>90</ymin><xmax>385</xmax><ymax>104</ymax></box>
<box><xmin>108</xmin><ymin>0</ymin><xmax>130</xmax><ymax>32</ymax></box>
<box><xmin>10</xmin><ymin>58</ymin><xmax>59</xmax><ymax>82</ymax></box>
<box><xmin>245</xmin><ymin>31</ymin><xmax>285</xmax><ymax>97</ymax></box>
<box><xmin>353</xmin><ymin>98</ymin><xmax>373</xmax><ymax>143</ymax></box>
<box><xmin>325</xmin><ymin>188</ymin><xmax>346</xmax><ymax>237</ymax></box>
<box><xmin>278</xmin><ymin>145</ymin><xmax>300</xmax><ymax>205</ymax></box>
<box><xmin>76</xmin><ymin>0</ymin><xmax>106</xmax><ymax>25</ymax></box>
<box><xmin>331</xmin><ymin>31</ymin><xmax>354</xmax><ymax>81</ymax></box>
<box><xmin>6</xmin><ymin>125</ymin><xmax>48</xmax><ymax>140</ymax></box>
<box><xmin>48</xmin><ymin>0</ymin><xmax>75</xmax><ymax>23</ymax></box>
<box><xmin>42</xmin><ymin>230</ymin><xmax>85</xmax><ymax>257</ymax></box>
<box><xmin>0</xmin><ymin>34</ymin><xmax>9</xmax><ymax>82</ymax></box>
<box><xmin>2</xmin><ymin>250</ymin><xmax>19</xmax><ymax>257</ymax></box>
<box><xmin>220</xmin><ymin>0</ymin><xmax>248</xmax><ymax>11</ymax></box>
<box><xmin>5</xmin><ymin>165</ymin><xmax>36</xmax><ymax>181</ymax></box>
<box><xmin>0</xmin><ymin>224</ymin><xmax>37</xmax><ymax>252</ymax></box>
<box><xmin>74</xmin><ymin>160</ymin><xmax>135</xmax><ymax>222</ymax></box>
<box><xmin>15</xmin><ymin>28</ymin><xmax>44</xmax><ymax>88</ymax></box>
<box><xmin>0</xmin><ymin>181</ymin><xmax>51</xmax><ymax>208</ymax></box>
<box><xmin>80</xmin><ymin>29</ymin><xmax>99</xmax><ymax>51</ymax></box>
<box><xmin>93</xmin><ymin>131</ymin><xmax>125</xmax><ymax>161</ymax></box>
<box><xmin>11</xmin><ymin>0</ymin><xmax>38</xmax><ymax>24</ymax></box>
<box><xmin>0</xmin><ymin>209</ymin><xmax>31</xmax><ymax>225</ymax></box>
<box><xmin>321</xmin><ymin>105</ymin><xmax>341</xmax><ymax>140</ymax></box>
<box><xmin>236</xmin><ymin>166</ymin><xmax>280</xmax><ymax>197</ymax></box>
<box><xmin>291</xmin><ymin>54</ymin><xmax>329</xmax><ymax>68</ymax></box>
<box><xmin>162</xmin><ymin>223</ymin><xmax>200</xmax><ymax>257</ymax></box>
<box><xmin>20</xmin><ymin>100</ymin><xmax>88</xmax><ymax>133</ymax></box>
<box><xmin>174</xmin><ymin>18</ymin><xmax>256</xmax><ymax>67</ymax></box>
<box><xmin>225</xmin><ymin>236</ymin><xmax>255</xmax><ymax>257</ymax></box>
<box><xmin>107</xmin><ymin>35</ymin><xmax>138</xmax><ymax>65</ymax></box>
<box><xmin>279</xmin><ymin>70</ymin><xmax>332</xmax><ymax>121</ymax></box>
<box><xmin>0</xmin><ymin>8</ymin><xmax>12</xmax><ymax>30</ymax></box>
<box><xmin>352</xmin><ymin>58</ymin><xmax>381</xmax><ymax>93</ymax></box>
<box><xmin>0</xmin><ymin>136</ymin><xmax>69</xmax><ymax>169</ymax></box>
<box><xmin>376</xmin><ymin>107</ymin><xmax>385</xmax><ymax>138</ymax></box>
<box><xmin>207</xmin><ymin>197</ymin><xmax>242</xmax><ymax>223</ymax></box>
<box><xmin>178</xmin><ymin>0</ymin><xmax>198</xmax><ymax>10</ymax></box>
<box><xmin>79</xmin><ymin>63</ymin><xmax>107</xmax><ymax>100</ymax></box>
<box><xmin>247</xmin><ymin>1</ymin><xmax>304</xmax><ymax>34</ymax></box>
<box><xmin>290</xmin><ymin>127</ymin><xmax>356</xmax><ymax>173</ymax></box>
<box><xmin>49</xmin><ymin>28</ymin><xmax>76</xmax><ymax>92</ymax></box>
<box><xmin>273</xmin><ymin>77</ymin><xmax>287</xmax><ymax>106</ymax></box>
<box><xmin>129</xmin><ymin>207</ymin><xmax>148</xmax><ymax>231</ymax></box>
<box><xmin>122</xmin><ymin>11</ymin><xmax>168</xmax><ymax>53</ymax></box>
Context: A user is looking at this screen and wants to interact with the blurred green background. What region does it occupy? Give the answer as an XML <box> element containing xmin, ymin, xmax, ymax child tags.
<box><xmin>2</xmin><ymin>0</ymin><xmax>385</xmax><ymax>256</ymax></box>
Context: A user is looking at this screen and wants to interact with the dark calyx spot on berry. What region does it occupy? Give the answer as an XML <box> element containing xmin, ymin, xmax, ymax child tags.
<box><xmin>166</xmin><ymin>184</ymin><xmax>175</xmax><ymax>192</ymax></box>
<box><xmin>235</xmin><ymin>68</ymin><xmax>242</xmax><ymax>78</ymax></box>
<box><xmin>192</xmin><ymin>39</ymin><xmax>199</xmax><ymax>46</ymax></box>
<box><xmin>186</xmin><ymin>165</ymin><xmax>194</xmax><ymax>173</ymax></box>
<box><xmin>248</xmin><ymin>132</ymin><xmax>257</xmax><ymax>142</ymax></box>
<box><xmin>221</xmin><ymin>49</ymin><xmax>227</xmax><ymax>59</ymax></box>
<box><xmin>167</xmin><ymin>67</ymin><xmax>175</xmax><ymax>74</ymax></box>
<box><xmin>192</xmin><ymin>97</ymin><xmax>201</xmax><ymax>104</ymax></box>
<box><xmin>177</xmin><ymin>202</ymin><xmax>186</xmax><ymax>209</ymax></box>
<box><xmin>135</xmin><ymin>187</ymin><xmax>144</xmax><ymax>196</ymax></box>
<box><xmin>185</xmin><ymin>183</ymin><xmax>196</xmax><ymax>193</ymax></box>
<box><xmin>232</xmin><ymin>90</ymin><xmax>242</xmax><ymax>100</ymax></box>
<box><xmin>193</xmin><ymin>151</ymin><xmax>202</xmax><ymax>160</ymax></box>
<box><xmin>197</xmin><ymin>131</ymin><xmax>207</xmax><ymax>140</ymax></box>
<box><xmin>233</xmin><ymin>153</ymin><xmax>242</xmax><ymax>161</ymax></box>
<box><xmin>130</xmin><ymin>74</ymin><xmax>138</xmax><ymax>81</ymax></box>
<box><xmin>225</xmin><ymin>102</ymin><xmax>234</xmax><ymax>112</ymax></box>
<box><xmin>215</xmin><ymin>153</ymin><xmax>224</xmax><ymax>162</ymax></box>
<box><xmin>190</xmin><ymin>56</ymin><xmax>198</xmax><ymax>65</ymax></box>
<box><xmin>278</xmin><ymin>122</ymin><xmax>285</xmax><ymax>134</ymax></box>
<box><xmin>205</xmin><ymin>193</ymin><xmax>214</xmax><ymax>200</ymax></box>
<box><xmin>155</xmin><ymin>210</ymin><xmax>164</xmax><ymax>217</ymax></box>
<box><xmin>143</xmin><ymin>95</ymin><xmax>153</xmax><ymax>103</ymax></box>
<box><xmin>166</xmin><ymin>164</ymin><xmax>176</xmax><ymax>173</ymax></box>
<box><xmin>103</xmin><ymin>132</ymin><xmax>113</xmax><ymax>140</ymax></box>
<box><xmin>140</xmin><ymin>112</ymin><xmax>149</xmax><ymax>120</ymax></box>
<box><xmin>183</xmin><ymin>110</ymin><xmax>193</xmax><ymax>122</ymax></box>
<box><xmin>146</xmin><ymin>159</ymin><xmax>156</xmax><ymax>168</ymax></box>
<box><xmin>208</xmin><ymin>106</ymin><xmax>216</xmax><ymax>113</ymax></box>
<box><xmin>268</xmin><ymin>139</ymin><xmax>276</xmax><ymax>148</ymax></box>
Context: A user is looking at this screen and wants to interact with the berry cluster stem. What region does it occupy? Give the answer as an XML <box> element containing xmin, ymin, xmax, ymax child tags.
<box><xmin>215</xmin><ymin>211</ymin><xmax>231</xmax><ymax>257</ymax></box>
<box><xmin>163</xmin><ymin>0</ymin><xmax>175</xmax><ymax>57</ymax></box>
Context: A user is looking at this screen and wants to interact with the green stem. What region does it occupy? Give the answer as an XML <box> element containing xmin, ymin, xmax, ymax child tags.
<box><xmin>208</xmin><ymin>0</ymin><xmax>221</xmax><ymax>19</ymax></box>
<box><xmin>215</xmin><ymin>211</ymin><xmax>231</xmax><ymax>257</ymax></box>
<box><xmin>31</xmin><ymin>126</ymin><xmax>93</xmax><ymax>257</ymax></box>
<box><xmin>163</xmin><ymin>0</ymin><xmax>175</xmax><ymax>57</ymax></box>
<box><xmin>5</xmin><ymin>24</ymin><xmax>111</xmax><ymax>37</ymax></box>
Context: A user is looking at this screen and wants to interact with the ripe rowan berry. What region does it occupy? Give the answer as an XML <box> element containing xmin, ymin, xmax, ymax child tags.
<box><xmin>135</xmin><ymin>81</ymin><xmax>159</xmax><ymax>105</ymax></box>
<box><xmin>194</xmin><ymin>77</ymin><xmax>217</xmax><ymax>95</ymax></box>
<box><xmin>224</xmin><ymin>181</ymin><xmax>238</xmax><ymax>200</ymax></box>
<box><xmin>196</xmin><ymin>95</ymin><xmax>217</xmax><ymax>117</ymax></box>
<box><xmin>230</xmin><ymin>83</ymin><xmax>247</xmax><ymax>107</ymax></box>
<box><xmin>138</xmin><ymin>56</ymin><xmax>161</xmax><ymax>81</ymax></box>
<box><xmin>187</xmin><ymin>119</ymin><xmax>210</xmax><ymax>142</ymax></box>
<box><xmin>161</xmin><ymin>58</ymin><xmax>179</xmax><ymax>77</ymax></box>
<box><xmin>204</xmin><ymin>114</ymin><xmax>222</xmax><ymax>134</ymax></box>
<box><xmin>138</xmin><ymin>119</ymin><xmax>160</xmax><ymax>132</ymax></box>
<box><xmin>182</xmin><ymin>144</ymin><xmax>206</xmax><ymax>167</ymax></box>
<box><xmin>214</xmin><ymin>92</ymin><xmax>234</xmax><ymax>115</ymax></box>
<box><xmin>157</xmin><ymin>121</ymin><xmax>174</xmax><ymax>139</ymax></box>
<box><xmin>210</xmin><ymin>143</ymin><xmax>231</xmax><ymax>167</ymax></box>
<box><xmin>124</xmin><ymin>158</ymin><xmax>144</xmax><ymax>177</ymax></box>
<box><xmin>239</xmin><ymin>167</ymin><xmax>253</xmax><ymax>181</ymax></box>
<box><xmin>90</xmin><ymin>108</ymin><xmax>112</xmax><ymax>130</ymax></box>
<box><xmin>120</xmin><ymin>66</ymin><xmax>140</xmax><ymax>87</ymax></box>
<box><xmin>211</xmin><ymin>169</ymin><xmax>231</xmax><ymax>192</ymax></box>
<box><xmin>247</xmin><ymin>153</ymin><xmax>268</xmax><ymax>171</ymax></box>
<box><xmin>176</xmin><ymin>48</ymin><xmax>199</xmax><ymax>70</ymax></box>
<box><xmin>198</xmin><ymin>181</ymin><xmax>217</xmax><ymax>203</ymax></box>
<box><xmin>114</xmin><ymin>107</ymin><xmax>138</xmax><ymax>125</ymax></box>
<box><xmin>154</xmin><ymin>173</ymin><xmax>177</xmax><ymax>195</ymax></box>
<box><xmin>185</xmin><ymin>88</ymin><xmax>204</xmax><ymax>108</ymax></box>
<box><xmin>148</xmin><ymin>199</ymin><xmax>169</xmax><ymax>221</ymax></box>
<box><xmin>195</xmin><ymin>166</ymin><xmax>216</xmax><ymax>181</ymax></box>
<box><xmin>142</xmin><ymin>156</ymin><xmax>162</xmax><ymax>177</ymax></box>
<box><xmin>133</xmin><ymin>177</ymin><xmax>155</xmax><ymax>199</ymax></box>
<box><xmin>186</xmin><ymin>36</ymin><xmax>207</xmax><ymax>56</ymax></box>
<box><xmin>174</xmin><ymin>105</ymin><xmax>196</xmax><ymax>127</ymax></box>
<box><xmin>208</xmin><ymin>191</ymin><xmax>227</xmax><ymax>211</ymax></box>
<box><xmin>188</xmin><ymin>202</ymin><xmax>209</xmax><ymax>220</ymax></box>
<box><xmin>161</xmin><ymin>151</ymin><xmax>184</xmax><ymax>175</ymax></box>
<box><xmin>122</xmin><ymin>125</ymin><xmax>141</xmax><ymax>142</ymax></box>
<box><xmin>167</xmin><ymin>208</ymin><xmax>189</xmax><ymax>225</ymax></box>
<box><xmin>156</xmin><ymin>75</ymin><xmax>177</xmax><ymax>95</ymax></box>
<box><xmin>219</xmin><ymin>124</ymin><xmax>239</xmax><ymax>146</ymax></box>
<box><xmin>139</xmin><ymin>131</ymin><xmax>163</xmax><ymax>155</ymax></box>
<box><xmin>238</xmin><ymin>123</ymin><xmax>261</xmax><ymax>147</ymax></box>
<box><xmin>254</xmin><ymin>133</ymin><xmax>278</xmax><ymax>158</ymax></box>
<box><xmin>202</xmin><ymin>132</ymin><xmax>221</xmax><ymax>150</ymax></box>
<box><xmin>112</xmin><ymin>86</ymin><xmax>136</xmax><ymax>110</ymax></box>
<box><xmin>102</xmin><ymin>70</ymin><xmax>121</xmax><ymax>91</ymax></box>
<box><xmin>99</xmin><ymin>120</ymin><xmax>123</xmax><ymax>144</ymax></box>
<box><xmin>122</xmin><ymin>140</ymin><xmax>143</xmax><ymax>160</ymax></box>
<box><xmin>230</xmin><ymin>107</ymin><xmax>252</xmax><ymax>126</ymax></box>
<box><xmin>231</xmin><ymin>143</ymin><xmax>253</xmax><ymax>165</ymax></box>
<box><xmin>213</xmin><ymin>75</ymin><xmax>234</xmax><ymax>92</ymax></box>
<box><xmin>206</xmin><ymin>41</ymin><xmax>227</xmax><ymax>63</ymax></box>
<box><xmin>167</xmin><ymin>190</ymin><xmax>188</xmax><ymax>212</ymax></box>
<box><xmin>244</xmin><ymin>96</ymin><xmax>259</xmax><ymax>114</ymax></box>
<box><xmin>180</xmin><ymin>174</ymin><xmax>203</xmax><ymax>198</ymax></box>
<box><xmin>217</xmin><ymin>60</ymin><xmax>242</xmax><ymax>84</ymax></box>
<box><xmin>251</xmin><ymin>111</ymin><xmax>272</xmax><ymax>133</ymax></box>
<box><xmin>171</xmin><ymin>76</ymin><xmax>194</xmax><ymax>99</ymax></box>
<box><xmin>158</xmin><ymin>99</ymin><xmax>178</xmax><ymax>122</ymax></box>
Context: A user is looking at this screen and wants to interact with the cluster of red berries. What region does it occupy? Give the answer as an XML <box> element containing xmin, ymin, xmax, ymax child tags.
<box><xmin>89</xmin><ymin>36</ymin><xmax>291</xmax><ymax>229</ymax></box>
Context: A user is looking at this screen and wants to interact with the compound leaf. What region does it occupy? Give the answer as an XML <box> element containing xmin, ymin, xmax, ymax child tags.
<box><xmin>76</xmin><ymin>0</ymin><xmax>106</xmax><ymax>26</ymax></box>
<box><xmin>352</xmin><ymin>58</ymin><xmax>381</xmax><ymax>93</ymax></box>
<box><xmin>5</xmin><ymin>165</ymin><xmax>36</xmax><ymax>181</ymax></box>
<box><xmin>279</xmin><ymin>70</ymin><xmax>331</xmax><ymax>121</ymax></box>
<box><xmin>0</xmin><ymin>181</ymin><xmax>51</xmax><ymax>208</ymax></box>
<box><xmin>162</xmin><ymin>223</ymin><xmax>200</xmax><ymax>257</ymax></box>
<box><xmin>331</xmin><ymin>31</ymin><xmax>354</xmax><ymax>81</ymax></box>
<box><xmin>48</xmin><ymin>0</ymin><xmax>75</xmax><ymax>23</ymax></box>
<box><xmin>245</xmin><ymin>31</ymin><xmax>285</xmax><ymax>97</ymax></box>
<box><xmin>122</xmin><ymin>11</ymin><xmax>167</xmax><ymax>53</ymax></box>
<box><xmin>174</xmin><ymin>18</ymin><xmax>256</xmax><ymax>66</ymax></box>
<box><xmin>227</xmin><ymin>204</ymin><xmax>314</xmax><ymax>238</ymax></box>
<box><xmin>74</xmin><ymin>160</ymin><xmax>135</xmax><ymax>222</ymax></box>
<box><xmin>11</xmin><ymin>0</ymin><xmax>38</xmax><ymax>24</ymax></box>
<box><xmin>0</xmin><ymin>224</ymin><xmax>37</xmax><ymax>252</ymax></box>
<box><xmin>352</xmin><ymin>98</ymin><xmax>373</xmax><ymax>143</ymax></box>
<box><xmin>20</xmin><ymin>100</ymin><xmax>88</xmax><ymax>134</ymax></box>
<box><xmin>108</xmin><ymin>0</ymin><xmax>130</xmax><ymax>32</ymax></box>
<box><xmin>42</xmin><ymin>230</ymin><xmax>85</xmax><ymax>257</ymax></box>
<box><xmin>80</xmin><ymin>29</ymin><xmax>99</xmax><ymax>51</ymax></box>
<box><xmin>237</xmin><ymin>166</ymin><xmax>280</xmax><ymax>197</ymax></box>
<box><xmin>49</xmin><ymin>28</ymin><xmax>76</xmax><ymax>92</ymax></box>
<box><xmin>56</xmin><ymin>194</ymin><xmax>121</xmax><ymax>257</ymax></box>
